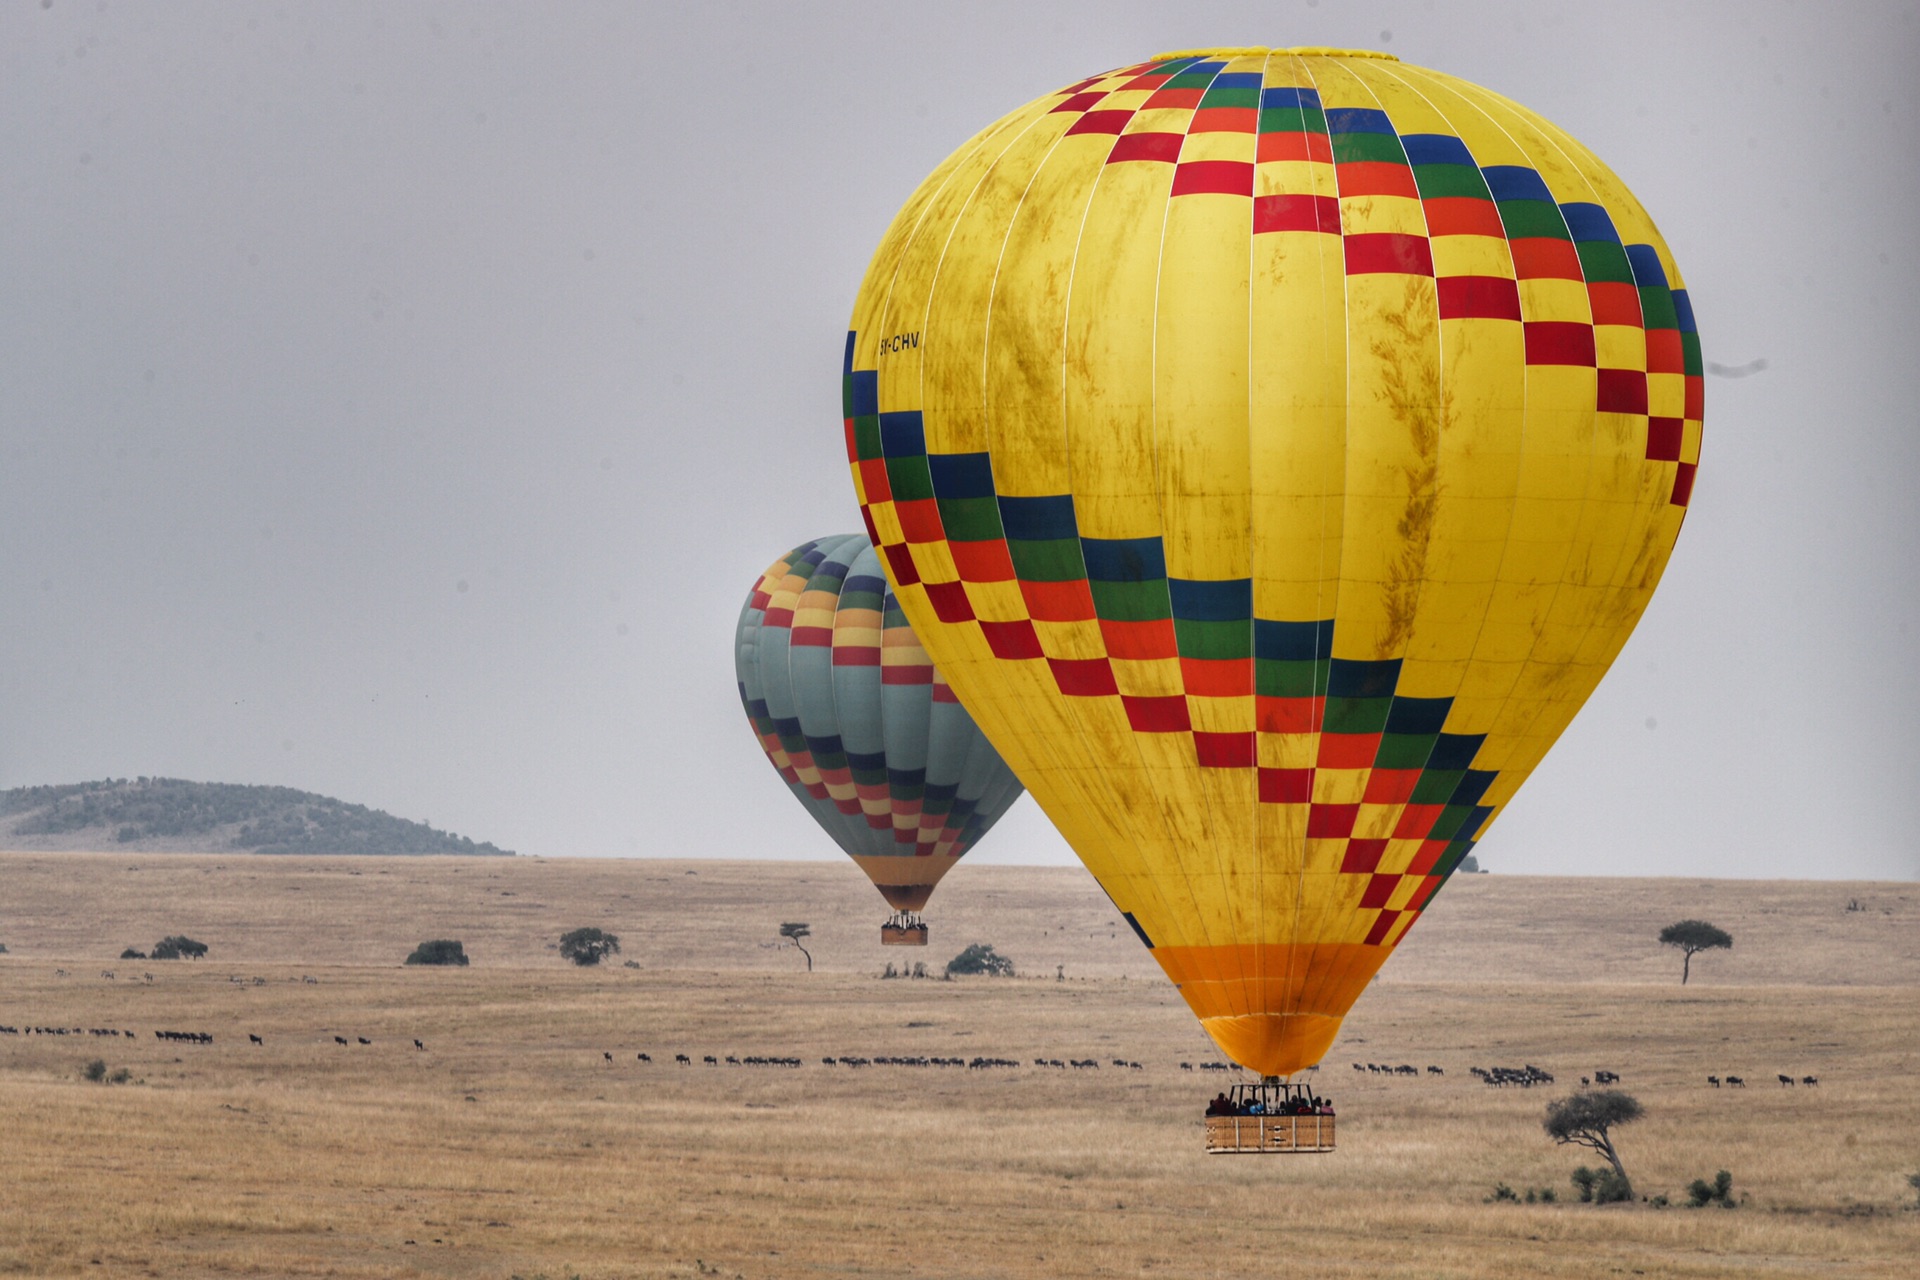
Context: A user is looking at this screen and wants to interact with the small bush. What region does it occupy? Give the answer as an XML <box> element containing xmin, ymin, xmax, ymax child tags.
<box><xmin>84</xmin><ymin>1058</ymin><xmax>108</xmax><ymax>1082</ymax></box>
<box><xmin>1687</xmin><ymin>1170</ymin><xmax>1735</xmax><ymax>1208</ymax></box>
<box><xmin>405</xmin><ymin>939</ymin><xmax>469</xmax><ymax>967</ymax></box>
<box><xmin>945</xmin><ymin>943</ymin><xmax>1014</xmax><ymax>977</ymax></box>
<box><xmin>1572</xmin><ymin>1166</ymin><xmax>1632</xmax><ymax>1204</ymax></box>
<box><xmin>1594</xmin><ymin>1168</ymin><xmax>1633</xmax><ymax>1203</ymax></box>
<box><xmin>558</xmin><ymin>927</ymin><xmax>620</xmax><ymax>967</ymax></box>
<box><xmin>120</xmin><ymin>947</ymin><xmax>146</xmax><ymax>960</ymax></box>
<box><xmin>150</xmin><ymin>935</ymin><xmax>207</xmax><ymax>960</ymax></box>
<box><xmin>880</xmin><ymin>960</ymin><xmax>935</xmax><ymax>980</ymax></box>
<box><xmin>109</xmin><ymin>1067</ymin><xmax>131</xmax><ymax>1084</ymax></box>
<box><xmin>1487</xmin><ymin>1182</ymin><xmax>1518</xmax><ymax>1202</ymax></box>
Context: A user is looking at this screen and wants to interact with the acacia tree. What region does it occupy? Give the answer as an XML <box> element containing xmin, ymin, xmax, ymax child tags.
<box><xmin>779</xmin><ymin>922</ymin><xmax>812</xmax><ymax>972</ymax></box>
<box><xmin>1544</xmin><ymin>1091</ymin><xmax>1643</xmax><ymax>1200</ymax></box>
<box><xmin>558</xmin><ymin>927</ymin><xmax>620</xmax><ymax>967</ymax></box>
<box><xmin>1658</xmin><ymin>920</ymin><xmax>1732</xmax><ymax>984</ymax></box>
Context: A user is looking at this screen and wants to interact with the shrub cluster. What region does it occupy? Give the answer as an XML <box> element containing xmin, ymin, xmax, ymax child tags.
<box><xmin>880</xmin><ymin>961</ymin><xmax>933</xmax><ymax>979</ymax></box>
<box><xmin>1571</xmin><ymin>1166</ymin><xmax>1633</xmax><ymax>1203</ymax></box>
<box><xmin>1687</xmin><ymin>1170</ymin><xmax>1736</xmax><ymax>1208</ymax></box>
<box><xmin>404</xmin><ymin>939</ymin><xmax>469</xmax><ymax>966</ymax></box>
<box><xmin>945</xmin><ymin>943</ymin><xmax>1014</xmax><ymax>977</ymax></box>
<box><xmin>558</xmin><ymin>927</ymin><xmax>620</xmax><ymax>967</ymax></box>
<box><xmin>82</xmin><ymin>1059</ymin><xmax>131</xmax><ymax>1084</ymax></box>
<box><xmin>1487</xmin><ymin>1183</ymin><xmax>1558</xmax><ymax>1204</ymax></box>
<box><xmin>150</xmin><ymin>935</ymin><xmax>207</xmax><ymax>960</ymax></box>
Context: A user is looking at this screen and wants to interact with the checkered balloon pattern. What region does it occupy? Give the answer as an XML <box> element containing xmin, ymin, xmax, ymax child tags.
<box><xmin>844</xmin><ymin>48</ymin><xmax>1700</xmax><ymax>1075</ymax></box>
<box><xmin>735</xmin><ymin>534</ymin><xmax>1025</xmax><ymax>912</ymax></box>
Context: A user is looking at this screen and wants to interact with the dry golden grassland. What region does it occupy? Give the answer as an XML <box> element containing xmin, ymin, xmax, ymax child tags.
<box><xmin>0</xmin><ymin>852</ymin><xmax>1915</xmax><ymax>1279</ymax></box>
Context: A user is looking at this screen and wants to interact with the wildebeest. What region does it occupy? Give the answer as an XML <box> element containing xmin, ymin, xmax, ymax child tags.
<box><xmin>1726</xmin><ymin>1075</ymin><xmax>1746</xmax><ymax>1087</ymax></box>
<box><xmin>1707</xmin><ymin>1076</ymin><xmax>1721</xmax><ymax>1087</ymax></box>
<box><xmin>334</xmin><ymin>1036</ymin><xmax>348</xmax><ymax>1046</ymax></box>
<box><xmin>1778</xmin><ymin>1074</ymin><xmax>1795</xmax><ymax>1086</ymax></box>
<box><xmin>414</xmin><ymin>1039</ymin><xmax>425</xmax><ymax>1050</ymax></box>
<box><xmin>1802</xmin><ymin>1075</ymin><xmax>1819</xmax><ymax>1086</ymax></box>
<box><xmin>1476</xmin><ymin>1064</ymin><xmax>1554</xmax><ymax>1087</ymax></box>
<box><xmin>249</xmin><ymin>1034</ymin><xmax>263</xmax><ymax>1045</ymax></box>
<box><xmin>357</xmin><ymin>1037</ymin><xmax>371</xmax><ymax>1046</ymax></box>
<box><xmin>637</xmin><ymin>1053</ymin><xmax>651</xmax><ymax>1063</ymax></box>
<box><xmin>604</xmin><ymin>1052</ymin><xmax>613</xmax><ymax>1063</ymax></box>
<box><xmin>1427</xmin><ymin>1066</ymin><xmax>1444</xmax><ymax>1076</ymax></box>
<box><xmin>674</xmin><ymin>1054</ymin><xmax>690</xmax><ymax>1065</ymax></box>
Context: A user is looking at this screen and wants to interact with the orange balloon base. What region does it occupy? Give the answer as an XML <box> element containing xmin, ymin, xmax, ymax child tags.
<box><xmin>848</xmin><ymin>853</ymin><xmax>956</xmax><ymax>913</ymax></box>
<box><xmin>1200</xmin><ymin>1013</ymin><xmax>1343</xmax><ymax>1079</ymax></box>
<box><xmin>1154</xmin><ymin>942</ymin><xmax>1395</xmax><ymax>1077</ymax></box>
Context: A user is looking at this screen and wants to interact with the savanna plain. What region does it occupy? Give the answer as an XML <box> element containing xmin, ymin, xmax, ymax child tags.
<box><xmin>0</xmin><ymin>852</ymin><xmax>1915</xmax><ymax>1279</ymax></box>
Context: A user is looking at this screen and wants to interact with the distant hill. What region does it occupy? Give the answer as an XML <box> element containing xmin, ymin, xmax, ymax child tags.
<box><xmin>0</xmin><ymin>778</ymin><xmax>514</xmax><ymax>856</ymax></box>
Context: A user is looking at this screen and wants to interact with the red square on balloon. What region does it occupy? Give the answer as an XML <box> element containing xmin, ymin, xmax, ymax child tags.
<box><xmin>1194</xmin><ymin>731</ymin><xmax>1255</xmax><ymax>768</ymax></box>
<box><xmin>949</xmin><ymin>539</ymin><xmax>1016</xmax><ymax>583</ymax></box>
<box><xmin>1020</xmin><ymin>578</ymin><xmax>1096</xmax><ymax>622</ymax></box>
<box><xmin>1100</xmin><ymin>618</ymin><xmax>1179</xmax><ymax>661</ymax></box>
<box><xmin>1123</xmin><ymin>695</ymin><xmax>1191</xmax><ymax>733</ymax></box>
<box><xmin>1258</xmin><ymin>767</ymin><xmax>1312</xmax><ymax>803</ymax></box>
<box><xmin>1362</xmin><ymin>769</ymin><xmax>1419</xmax><ymax>804</ymax></box>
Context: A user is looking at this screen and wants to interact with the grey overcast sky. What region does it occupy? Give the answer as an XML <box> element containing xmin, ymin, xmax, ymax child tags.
<box><xmin>2</xmin><ymin>1</ymin><xmax>1915</xmax><ymax>880</ymax></box>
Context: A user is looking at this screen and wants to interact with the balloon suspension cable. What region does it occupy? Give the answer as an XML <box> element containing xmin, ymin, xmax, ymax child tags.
<box><xmin>884</xmin><ymin>911</ymin><xmax>925</xmax><ymax>930</ymax></box>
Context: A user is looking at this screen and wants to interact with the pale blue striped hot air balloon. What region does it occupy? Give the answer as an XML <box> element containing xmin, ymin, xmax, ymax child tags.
<box><xmin>735</xmin><ymin>534</ymin><xmax>1025</xmax><ymax>944</ymax></box>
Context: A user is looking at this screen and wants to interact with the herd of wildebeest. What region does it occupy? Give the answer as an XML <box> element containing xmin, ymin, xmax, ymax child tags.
<box><xmin>0</xmin><ymin>1020</ymin><xmax>1821</xmax><ymax>1089</ymax></box>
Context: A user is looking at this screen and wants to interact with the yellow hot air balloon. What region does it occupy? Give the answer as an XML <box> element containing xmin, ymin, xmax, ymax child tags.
<box><xmin>843</xmin><ymin>47</ymin><xmax>1700</xmax><ymax>1086</ymax></box>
